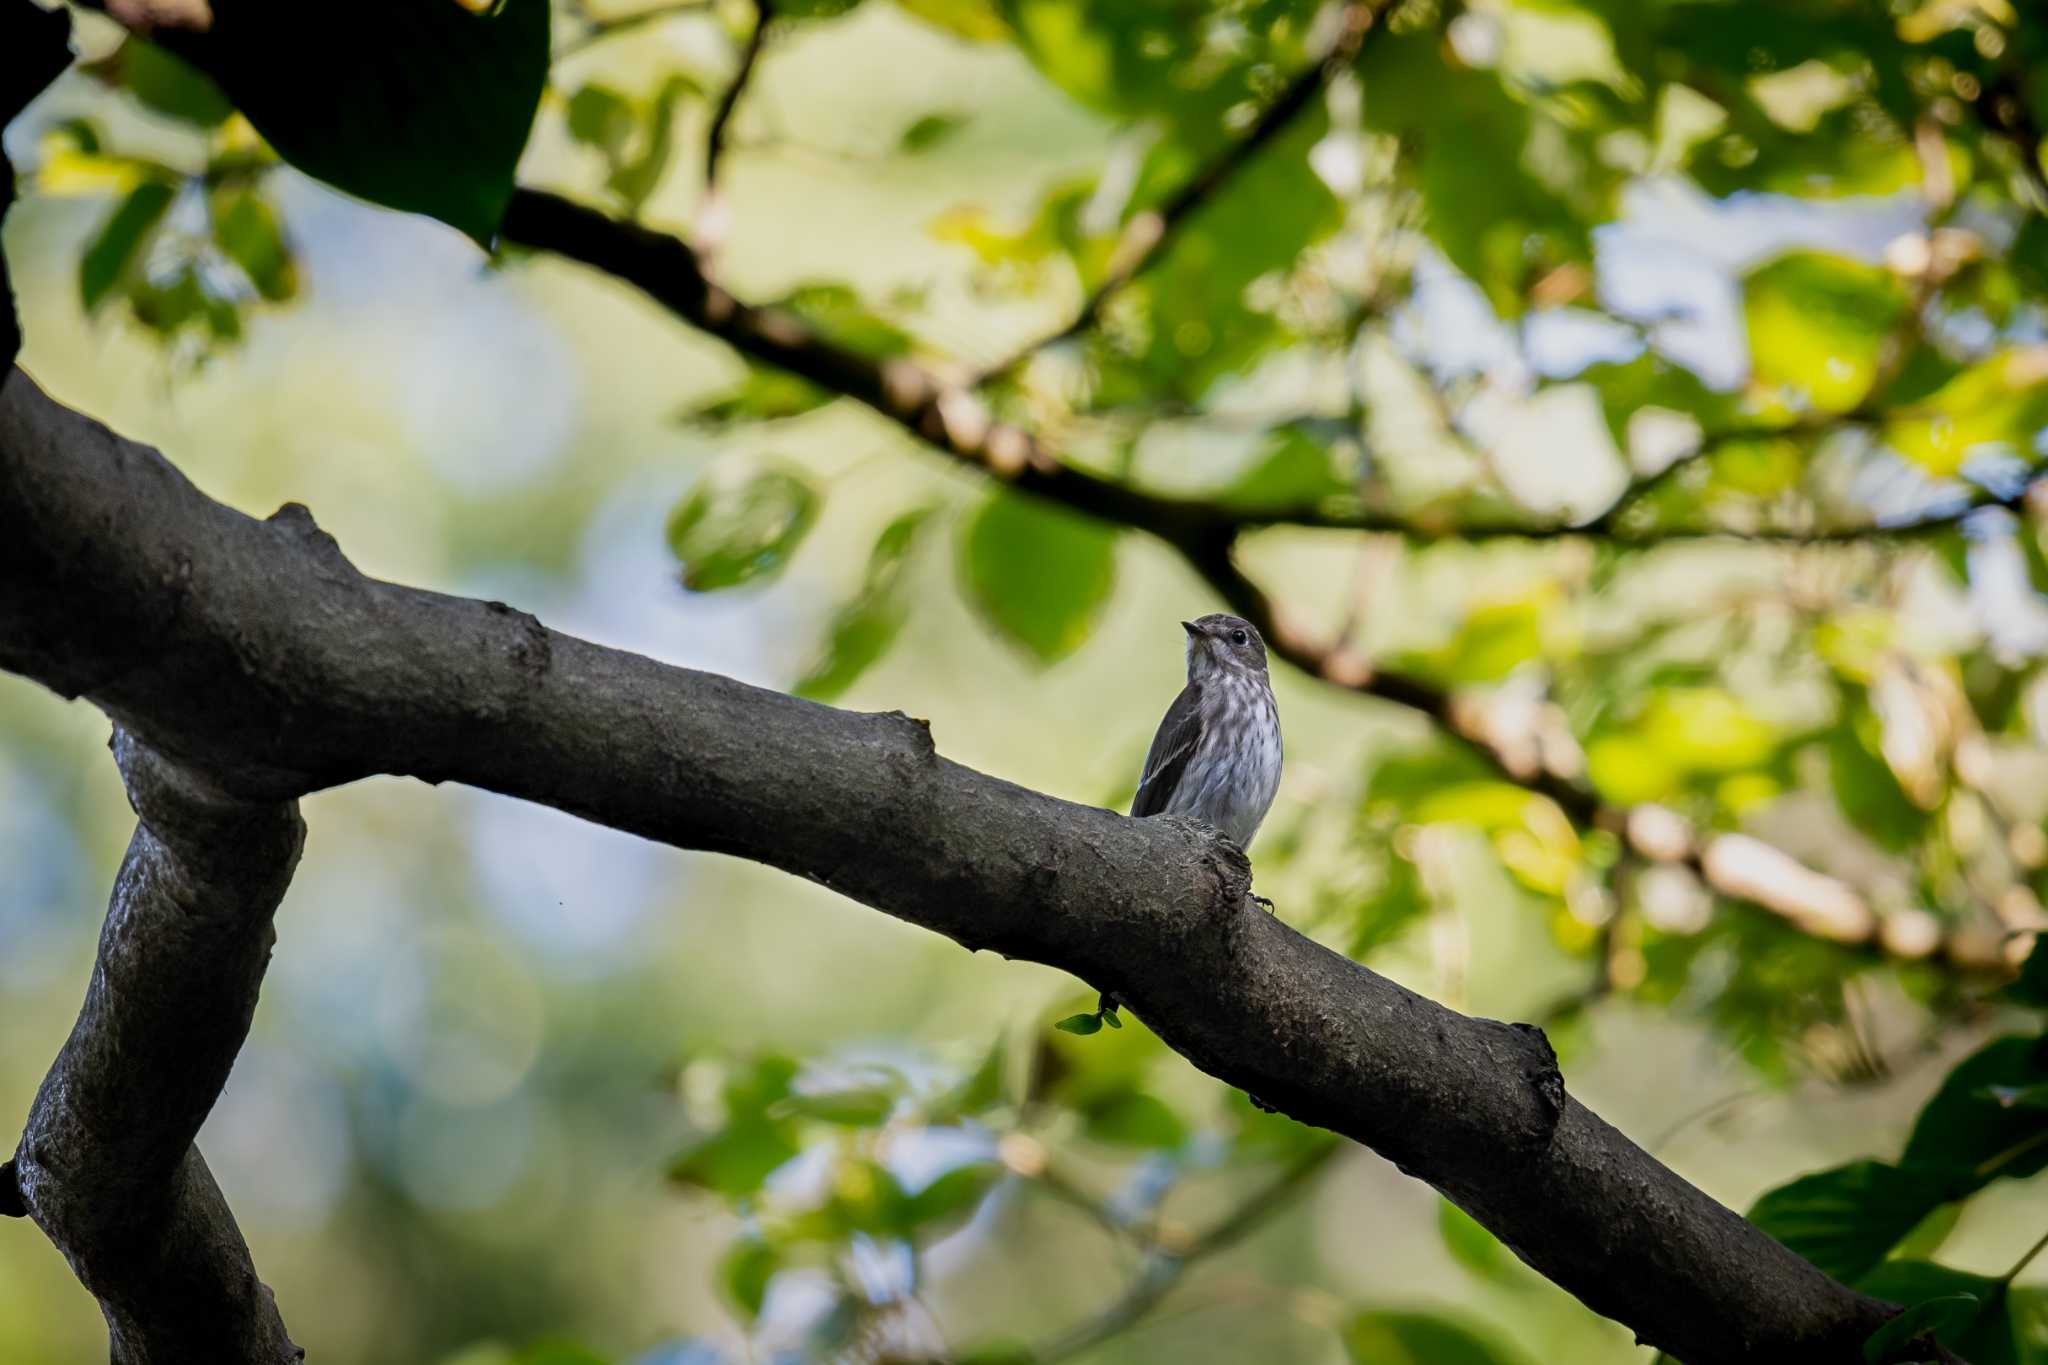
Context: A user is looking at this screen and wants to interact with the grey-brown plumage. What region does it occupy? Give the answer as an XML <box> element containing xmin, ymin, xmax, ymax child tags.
<box><xmin>1131</xmin><ymin>613</ymin><xmax>1282</xmax><ymax>849</ymax></box>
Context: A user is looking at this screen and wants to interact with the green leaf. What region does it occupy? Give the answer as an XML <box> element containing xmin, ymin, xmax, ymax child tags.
<box><xmin>1098</xmin><ymin>1008</ymin><xmax>1122</xmax><ymax>1029</ymax></box>
<box><xmin>157</xmin><ymin>0</ymin><xmax>550</xmax><ymax>243</ymax></box>
<box><xmin>1857</xmin><ymin>1263</ymin><xmax>2023</xmax><ymax>1365</ymax></box>
<box><xmin>796</xmin><ymin>506</ymin><xmax>935</xmax><ymax>701</ymax></box>
<box><xmin>1742</xmin><ymin>252</ymin><xmax>1907</xmax><ymax>416</ymax></box>
<box><xmin>684</xmin><ymin>368</ymin><xmax>831</xmax><ymax>427</ymax></box>
<box><xmin>606</xmin><ymin>75</ymin><xmax>691</xmax><ymax>214</ymax></box>
<box><xmin>670</xmin><ymin>1116</ymin><xmax>800</xmax><ymax>1198</ymax></box>
<box><xmin>1902</xmin><ymin>1036</ymin><xmax>2048</xmax><ymax>1185</ymax></box>
<box><xmin>103</xmin><ymin>40</ymin><xmax>235</xmax><ymax>128</ymax></box>
<box><xmin>1054</xmin><ymin>1012</ymin><xmax>1103</xmax><ymax>1035</ymax></box>
<box><xmin>1439</xmin><ymin>1200</ymin><xmax>1517</xmax><ymax>1287</ymax></box>
<box><xmin>1079</xmin><ymin>1090</ymin><xmax>1186</xmax><ymax>1149</ymax></box>
<box><xmin>902</xmin><ymin>1161</ymin><xmax>1000</xmax><ymax>1230</ymax></box>
<box><xmin>779</xmin><ymin>284</ymin><xmax>912</xmax><ymax>359</ymax></box>
<box><xmin>1748</xmin><ymin>1161</ymin><xmax>1947</xmax><ymax>1283</ymax></box>
<box><xmin>719</xmin><ymin>1237</ymin><xmax>780</xmax><ymax>1321</ymax></box>
<box><xmin>566</xmin><ymin>84</ymin><xmax>636</xmax><ymax>157</ymax></box>
<box><xmin>901</xmin><ymin>113</ymin><xmax>967</xmax><ymax>153</ymax></box>
<box><xmin>79</xmin><ymin>179</ymin><xmax>176</xmax><ymax>313</ymax></box>
<box><xmin>960</xmin><ymin>494</ymin><xmax>1117</xmax><ymax>664</ymax></box>
<box><xmin>667</xmin><ymin>466</ymin><xmax>819</xmax><ymax>591</ymax></box>
<box><xmin>2012</xmin><ymin>940</ymin><xmax>2048</xmax><ymax>1008</ymax></box>
<box><xmin>211</xmin><ymin>189</ymin><xmax>296</xmax><ymax>302</ymax></box>
<box><xmin>1342</xmin><ymin>1311</ymin><xmax>1527</xmax><ymax>1365</ymax></box>
<box><xmin>1863</xmin><ymin>1295</ymin><xmax>1981</xmax><ymax>1365</ymax></box>
<box><xmin>516</xmin><ymin>1341</ymin><xmax>614</xmax><ymax>1365</ymax></box>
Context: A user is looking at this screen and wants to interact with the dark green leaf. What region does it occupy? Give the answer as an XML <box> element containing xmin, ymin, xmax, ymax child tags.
<box><xmin>2012</xmin><ymin>939</ymin><xmax>2048</xmax><ymax>1009</ymax></box>
<box><xmin>667</xmin><ymin>467</ymin><xmax>819</xmax><ymax>591</ymax></box>
<box><xmin>157</xmin><ymin>0</ymin><xmax>550</xmax><ymax>243</ymax></box>
<box><xmin>1748</xmin><ymin>1161</ymin><xmax>1947</xmax><ymax>1283</ymax></box>
<box><xmin>1054</xmin><ymin>1012</ymin><xmax>1103</xmax><ymax>1035</ymax></box>
<box><xmin>79</xmin><ymin>179</ymin><xmax>176</xmax><ymax>313</ymax></box>
<box><xmin>103</xmin><ymin>40</ymin><xmax>235</xmax><ymax>127</ymax></box>
<box><xmin>1902</xmin><ymin>1036</ymin><xmax>2048</xmax><ymax>1185</ymax></box>
<box><xmin>1863</xmin><ymin>1295</ymin><xmax>1980</xmax><ymax>1365</ymax></box>
<box><xmin>960</xmin><ymin>493</ymin><xmax>1116</xmax><ymax>663</ymax></box>
<box><xmin>1857</xmin><ymin>1263</ymin><xmax>2023</xmax><ymax>1365</ymax></box>
<box><xmin>1098</xmin><ymin>1008</ymin><xmax>1122</xmax><ymax>1029</ymax></box>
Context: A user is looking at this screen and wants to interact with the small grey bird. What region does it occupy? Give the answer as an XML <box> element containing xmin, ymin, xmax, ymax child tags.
<box><xmin>1131</xmin><ymin>613</ymin><xmax>1283</xmax><ymax>851</ymax></box>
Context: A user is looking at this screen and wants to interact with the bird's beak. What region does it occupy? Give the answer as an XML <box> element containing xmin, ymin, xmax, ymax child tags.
<box><xmin>1180</xmin><ymin>620</ymin><xmax>1199</xmax><ymax>637</ymax></box>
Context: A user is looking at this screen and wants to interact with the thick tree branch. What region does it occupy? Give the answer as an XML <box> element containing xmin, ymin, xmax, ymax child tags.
<box><xmin>3</xmin><ymin>727</ymin><xmax>303</xmax><ymax>1364</ymax></box>
<box><xmin>0</xmin><ymin>367</ymin><xmax>1938</xmax><ymax>1363</ymax></box>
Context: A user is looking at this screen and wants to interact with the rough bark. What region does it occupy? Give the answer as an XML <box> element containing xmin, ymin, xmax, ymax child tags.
<box><xmin>3</xmin><ymin>728</ymin><xmax>303</xmax><ymax>1363</ymax></box>
<box><xmin>0</xmin><ymin>365</ymin><xmax>1942</xmax><ymax>1363</ymax></box>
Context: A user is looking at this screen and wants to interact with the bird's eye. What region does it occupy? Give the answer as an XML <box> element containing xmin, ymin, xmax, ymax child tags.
<box><xmin>1231</xmin><ymin>629</ymin><xmax>1248</xmax><ymax>645</ymax></box>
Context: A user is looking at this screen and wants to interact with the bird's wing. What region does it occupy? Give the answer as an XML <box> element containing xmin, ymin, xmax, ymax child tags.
<box><xmin>1131</xmin><ymin>683</ymin><xmax>1204</xmax><ymax>818</ymax></box>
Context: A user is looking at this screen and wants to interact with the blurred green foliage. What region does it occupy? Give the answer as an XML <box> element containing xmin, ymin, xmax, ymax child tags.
<box><xmin>18</xmin><ymin>0</ymin><xmax>2048</xmax><ymax>1359</ymax></box>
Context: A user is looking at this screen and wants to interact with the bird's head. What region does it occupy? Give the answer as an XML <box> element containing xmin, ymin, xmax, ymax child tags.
<box><xmin>1182</xmin><ymin>613</ymin><xmax>1268</xmax><ymax>680</ymax></box>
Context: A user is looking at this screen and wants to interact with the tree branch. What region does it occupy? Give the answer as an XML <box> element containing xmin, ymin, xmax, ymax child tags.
<box><xmin>3</xmin><ymin>727</ymin><xmax>303</xmax><ymax>1364</ymax></box>
<box><xmin>0</xmin><ymin>366</ymin><xmax>1937</xmax><ymax>1363</ymax></box>
<box><xmin>499</xmin><ymin>187</ymin><xmax>2022</xmax><ymax>974</ymax></box>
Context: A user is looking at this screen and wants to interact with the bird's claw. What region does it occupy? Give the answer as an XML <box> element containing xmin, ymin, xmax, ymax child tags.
<box><xmin>1251</xmin><ymin>894</ymin><xmax>1275</xmax><ymax>914</ymax></box>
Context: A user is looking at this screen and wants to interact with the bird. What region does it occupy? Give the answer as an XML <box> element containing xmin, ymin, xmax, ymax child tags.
<box><xmin>1086</xmin><ymin>615</ymin><xmax>1284</xmax><ymax>1030</ymax></box>
<box><xmin>1130</xmin><ymin>613</ymin><xmax>1284</xmax><ymax>854</ymax></box>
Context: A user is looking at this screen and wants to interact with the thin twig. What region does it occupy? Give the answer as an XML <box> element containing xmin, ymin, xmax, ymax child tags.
<box><xmin>1029</xmin><ymin>1144</ymin><xmax>1339</xmax><ymax>1365</ymax></box>
<box><xmin>978</xmin><ymin>0</ymin><xmax>1391</xmax><ymax>388</ymax></box>
<box><xmin>704</xmin><ymin>0</ymin><xmax>770</xmax><ymax>193</ymax></box>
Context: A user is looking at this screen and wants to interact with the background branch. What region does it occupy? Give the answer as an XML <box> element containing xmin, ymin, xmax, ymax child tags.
<box><xmin>500</xmin><ymin>188</ymin><xmax>2009</xmax><ymax>976</ymax></box>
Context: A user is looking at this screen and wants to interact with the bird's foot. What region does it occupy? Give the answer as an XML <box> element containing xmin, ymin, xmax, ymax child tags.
<box><xmin>1251</xmin><ymin>894</ymin><xmax>1275</xmax><ymax>914</ymax></box>
<box><xmin>1247</xmin><ymin>1092</ymin><xmax>1278</xmax><ymax>1113</ymax></box>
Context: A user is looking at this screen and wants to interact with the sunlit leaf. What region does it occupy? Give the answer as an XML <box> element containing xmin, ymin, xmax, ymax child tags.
<box><xmin>1741</xmin><ymin>252</ymin><xmax>1906</xmax><ymax>416</ymax></box>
